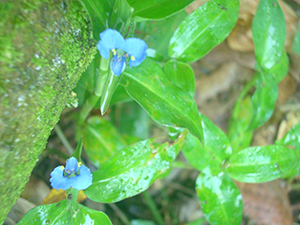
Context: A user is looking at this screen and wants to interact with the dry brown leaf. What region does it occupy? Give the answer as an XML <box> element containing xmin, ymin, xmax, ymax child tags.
<box><xmin>277</xmin><ymin>111</ymin><xmax>300</xmax><ymax>140</ymax></box>
<box><xmin>236</xmin><ymin>180</ymin><xmax>293</xmax><ymax>225</ymax></box>
<box><xmin>278</xmin><ymin>75</ymin><xmax>298</xmax><ymax>104</ymax></box>
<box><xmin>43</xmin><ymin>188</ymin><xmax>87</xmax><ymax>204</ymax></box>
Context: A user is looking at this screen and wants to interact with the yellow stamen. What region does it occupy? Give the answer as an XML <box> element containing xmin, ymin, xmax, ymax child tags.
<box><xmin>112</xmin><ymin>49</ymin><xmax>117</xmax><ymax>55</ymax></box>
<box><xmin>60</xmin><ymin>166</ymin><xmax>64</xmax><ymax>170</ymax></box>
<box><xmin>78</xmin><ymin>162</ymin><xmax>82</xmax><ymax>167</ymax></box>
<box><xmin>131</xmin><ymin>55</ymin><xmax>135</xmax><ymax>61</ymax></box>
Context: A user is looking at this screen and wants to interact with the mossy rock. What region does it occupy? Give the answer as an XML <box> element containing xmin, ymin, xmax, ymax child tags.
<box><xmin>0</xmin><ymin>0</ymin><xmax>96</xmax><ymax>222</ymax></box>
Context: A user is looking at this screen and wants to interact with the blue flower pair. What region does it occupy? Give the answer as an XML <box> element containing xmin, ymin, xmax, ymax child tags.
<box><xmin>97</xmin><ymin>29</ymin><xmax>148</xmax><ymax>76</ymax></box>
<box><xmin>50</xmin><ymin>157</ymin><xmax>92</xmax><ymax>190</ymax></box>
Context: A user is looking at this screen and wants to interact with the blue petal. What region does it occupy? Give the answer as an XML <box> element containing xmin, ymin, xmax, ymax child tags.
<box><xmin>97</xmin><ymin>29</ymin><xmax>126</xmax><ymax>59</ymax></box>
<box><xmin>125</xmin><ymin>38</ymin><xmax>147</xmax><ymax>67</ymax></box>
<box><xmin>65</xmin><ymin>157</ymin><xmax>79</xmax><ymax>174</ymax></box>
<box><xmin>50</xmin><ymin>166</ymin><xmax>71</xmax><ymax>190</ymax></box>
<box><xmin>111</xmin><ymin>55</ymin><xmax>126</xmax><ymax>76</ymax></box>
<box><xmin>71</xmin><ymin>165</ymin><xmax>93</xmax><ymax>190</ymax></box>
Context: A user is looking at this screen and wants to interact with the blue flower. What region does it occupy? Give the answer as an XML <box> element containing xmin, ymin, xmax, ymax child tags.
<box><xmin>125</xmin><ymin>38</ymin><xmax>148</xmax><ymax>67</ymax></box>
<box><xmin>97</xmin><ymin>29</ymin><xmax>148</xmax><ymax>75</ymax></box>
<box><xmin>111</xmin><ymin>55</ymin><xmax>126</xmax><ymax>76</ymax></box>
<box><xmin>50</xmin><ymin>157</ymin><xmax>92</xmax><ymax>190</ymax></box>
<box><xmin>97</xmin><ymin>29</ymin><xmax>126</xmax><ymax>60</ymax></box>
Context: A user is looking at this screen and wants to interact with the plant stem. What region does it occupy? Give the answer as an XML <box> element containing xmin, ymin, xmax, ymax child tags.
<box><xmin>78</xmin><ymin>57</ymin><xmax>109</xmax><ymax>125</ymax></box>
<box><xmin>108</xmin><ymin>203</ymin><xmax>131</xmax><ymax>225</ymax></box>
<box><xmin>67</xmin><ymin>188</ymin><xmax>79</xmax><ymax>213</ymax></box>
<box><xmin>54</xmin><ymin>124</ymin><xmax>74</xmax><ymax>155</ymax></box>
<box><xmin>142</xmin><ymin>190</ymin><xmax>166</xmax><ymax>225</ymax></box>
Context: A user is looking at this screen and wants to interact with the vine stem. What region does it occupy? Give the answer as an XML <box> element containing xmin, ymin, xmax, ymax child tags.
<box><xmin>54</xmin><ymin>124</ymin><xmax>74</xmax><ymax>155</ymax></box>
<box><xmin>142</xmin><ymin>190</ymin><xmax>166</xmax><ymax>225</ymax></box>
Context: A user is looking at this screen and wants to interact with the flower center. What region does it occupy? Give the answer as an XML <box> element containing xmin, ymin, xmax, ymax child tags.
<box><xmin>61</xmin><ymin>163</ymin><xmax>81</xmax><ymax>178</ymax></box>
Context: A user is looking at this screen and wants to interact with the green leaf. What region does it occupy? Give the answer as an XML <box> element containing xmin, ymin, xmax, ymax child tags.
<box><xmin>252</xmin><ymin>0</ymin><xmax>286</xmax><ymax>70</ymax></box>
<box><xmin>276</xmin><ymin>122</ymin><xmax>300</xmax><ymax>176</ymax></box>
<box><xmin>72</xmin><ymin>137</ymin><xmax>83</xmax><ymax>161</ymax></box>
<box><xmin>196</xmin><ymin>173</ymin><xmax>243</xmax><ymax>225</ymax></box>
<box><xmin>135</xmin><ymin>11</ymin><xmax>187</xmax><ymax>60</ymax></box>
<box><xmin>84</xmin><ymin>131</ymin><xmax>187</xmax><ymax>203</ymax></box>
<box><xmin>164</xmin><ymin>60</ymin><xmax>195</xmax><ymax>97</ymax></box>
<box><xmin>100</xmin><ymin>71</ymin><xmax>123</xmax><ymax>115</ymax></box>
<box><xmin>182</xmin><ymin>114</ymin><xmax>232</xmax><ymax>175</ymax></box>
<box><xmin>127</xmin><ymin>0</ymin><xmax>194</xmax><ymax>20</ymax></box>
<box><xmin>18</xmin><ymin>200</ymin><xmax>112</xmax><ymax>225</ymax></box>
<box><xmin>228</xmin><ymin>96</ymin><xmax>253</xmax><ymax>152</ymax></box>
<box><xmin>168</xmin><ymin>0</ymin><xmax>239</xmax><ymax>62</ymax></box>
<box><xmin>83</xmin><ymin>116</ymin><xmax>127</xmax><ymax>167</ymax></box>
<box><xmin>79</xmin><ymin>0</ymin><xmax>113</xmax><ymax>40</ymax></box>
<box><xmin>110</xmin><ymin>85</ymin><xmax>133</xmax><ymax>105</ymax></box>
<box><xmin>121</xmin><ymin>59</ymin><xmax>204</xmax><ymax>143</ymax></box>
<box><xmin>249</xmin><ymin>73</ymin><xmax>278</xmax><ymax>129</ymax></box>
<box><xmin>225</xmin><ymin>145</ymin><xmax>297</xmax><ymax>183</ymax></box>
<box><xmin>80</xmin><ymin>0</ymin><xmax>132</xmax><ymax>40</ymax></box>
<box><xmin>111</xmin><ymin>101</ymin><xmax>151</xmax><ymax>139</ymax></box>
<box><xmin>293</xmin><ymin>21</ymin><xmax>300</xmax><ymax>56</ymax></box>
<box><xmin>269</xmin><ymin>51</ymin><xmax>289</xmax><ymax>83</ymax></box>
<box><xmin>74</xmin><ymin>53</ymin><xmax>100</xmax><ymax>106</ymax></box>
<box><xmin>276</xmin><ymin>122</ymin><xmax>300</xmax><ymax>149</ymax></box>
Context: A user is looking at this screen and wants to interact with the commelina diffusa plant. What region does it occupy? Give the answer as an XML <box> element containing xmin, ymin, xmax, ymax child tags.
<box><xmin>16</xmin><ymin>0</ymin><xmax>300</xmax><ymax>224</ymax></box>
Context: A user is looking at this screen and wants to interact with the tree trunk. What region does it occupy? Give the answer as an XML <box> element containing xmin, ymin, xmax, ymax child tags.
<box><xmin>0</xmin><ymin>0</ymin><xmax>95</xmax><ymax>222</ymax></box>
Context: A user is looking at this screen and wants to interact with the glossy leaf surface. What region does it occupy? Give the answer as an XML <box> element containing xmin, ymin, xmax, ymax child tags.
<box><xmin>85</xmin><ymin>131</ymin><xmax>187</xmax><ymax>203</ymax></box>
<box><xmin>226</xmin><ymin>145</ymin><xmax>297</xmax><ymax>183</ymax></box>
<box><xmin>182</xmin><ymin>114</ymin><xmax>232</xmax><ymax>175</ymax></box>
<box><xmin>196</xmin><ymin>173</ymin><xmax>243</xmax><ymax>225</ymax></box>
<box><xmin>121</xmin><ymin>59</ymin><xmax>203</xmax><ymax>143</ymax></box>
<box><xmin>169</xmin><ymin>0</ymin><xmax>239</xmax><ymax>62</ymax></box>
<box><xmin>249</xmin><ymin>73</ymin><xmax>278</xmax><ymax>129</ymax></box>
<box><xmin>228</xmin><ymin>96</ymin><xmax>253</xmax><ymax>152</ymax></box>
<box><xmin>252</xmin><ymin>0</ymin><xmax>286</xmax><ymax>70</ymax></box>
<box><xmin>18</xmin><ymin>200</ymin><xmax>112</xmax><ymax>225</ymax></box>
<box><xmin>164</xmin><ymin>60</ymin><xmax>195</xmax><ymax>97</ymax></box>
<box><xmin>83</xmin><ymin>116</ymin><xmax>127</xmax><ymax>167</ymax></box>
<box><xmin>127</xmin><ymin>0</ymin><xmax>194</xmax><ymax>20</ymax></box>
<box><xmin>276</xmin><ymin>122</ymin><xmax>300</xmax><ymax>176</ymax></box>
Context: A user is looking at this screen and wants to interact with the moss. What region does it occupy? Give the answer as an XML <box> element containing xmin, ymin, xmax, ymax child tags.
<box><xmin>0</xmin><ymin>0</ymin><xmax>96</xmax><ymax>222</ymax></box>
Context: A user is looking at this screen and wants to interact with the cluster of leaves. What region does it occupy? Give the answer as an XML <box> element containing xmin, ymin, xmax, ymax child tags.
<box><xmin>19</xmin><ymin>0</ymin><xmax>300</xmax><ymax>224</ymax></box>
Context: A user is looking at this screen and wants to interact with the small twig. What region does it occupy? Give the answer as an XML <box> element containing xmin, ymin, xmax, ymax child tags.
<box><xmin>54</xmin><ymin>125</ymin><xmax>74</xmax><ymax>155</ymax></box>
<box><xmin>108</xmin><ymin>203</ymin><xmax>131</xmax><ymax>225</ymax></box>
<box><xmin>142</xmin><ymin>190</ymin><xmax>166</xmax><ymax>225</ymax></box>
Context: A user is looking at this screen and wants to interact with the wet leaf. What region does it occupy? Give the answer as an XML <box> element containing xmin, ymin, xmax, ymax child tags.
<box><xmin>252</xmin><ymin>0</ymin><xmax>286</xmax><ymax>70</ymax></box>
<box><xmin>182</xmin><ymin>114</ymin><xmax>232</xmax><ymax>175</ymax></box>
<box><xmin>196</xmin><ymin>173</ymin><xmax>243</xmax><ymax>225</ymax></box>
<box><xmin>127</xmin><ymin>0</ymin><xmax>194</xmax><ymax>20</ymax></box>
<box><xmin>164</xmin><ymin>60</ymin><xmax>195</xmax><ymax>97</ymax></box>
<box><xmin>18</xmin><ymin>200</ymin><xmax>112</xmax><ymax>225</ymax></box>
<box><xmin>249</xmin><ymin>73</ymin><xmax>278</xmax><ymax>129</ymax></box>
<box><xmin>83</xmin><ymin>116</ymin><xmax>127</xmax><ymax>167</ymax></box>
<box><xmin>84</xmin><ymin>131</ymin><xmax>187</xmax><ymax>203</ymax></box>
<box><xmin>276</xmin><ymin>122</ymin><xmax>300</xmax><ymax>176</ymax></box>
<box><xmin>226</xmin><ymin>145</ymin><xmax>297</xmax><ymax>183</ymax></box>
<box><xmin>228</xmin><ymin>96</ymin><xmax>253</xmax><ymax>152</ymax></box>
<box><xmin>121</xmin><ymin>59</ymin><xmax>203</xmax><ymax>143</ymax></box>
<box><xmin>168</xmin><ymin>0</ymin><xmax>239</xmax><ymax>62</ymax></box>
